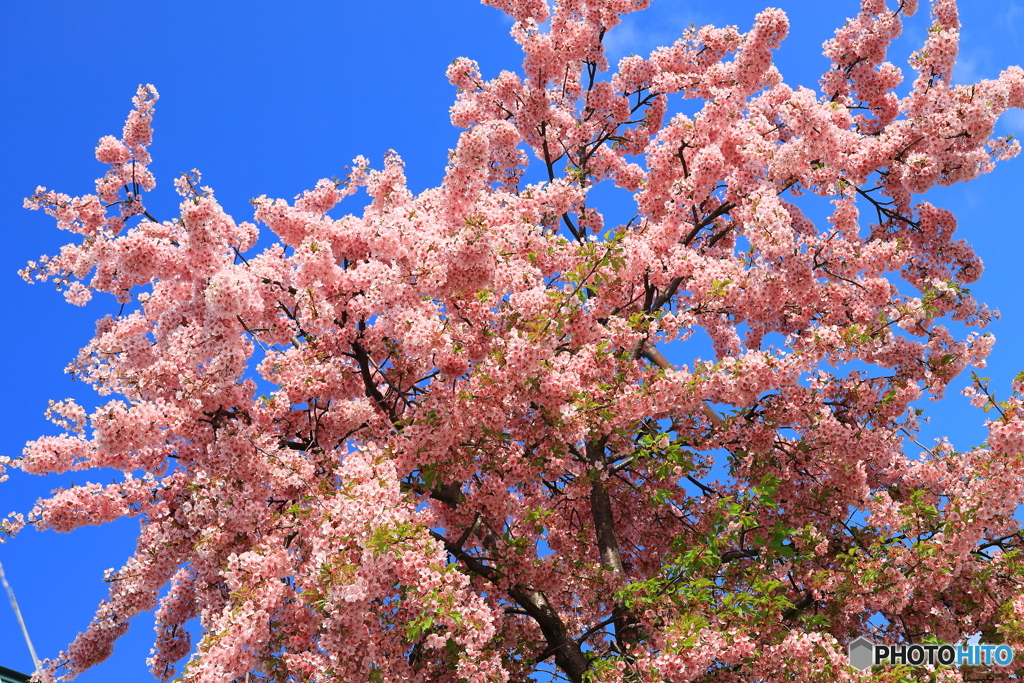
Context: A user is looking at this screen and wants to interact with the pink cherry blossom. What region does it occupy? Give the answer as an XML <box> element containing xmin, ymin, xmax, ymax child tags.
<box><xmin>8</xmin><ymin>1</ymin><xmax>1024</xmax><ymax>681</ymax></box>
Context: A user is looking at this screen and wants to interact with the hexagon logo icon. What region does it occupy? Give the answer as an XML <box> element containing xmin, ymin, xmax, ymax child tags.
<box><xmin>848</xmin><ymin>637</ymin><xmax>875</xmax><ymax>672</ymax></box>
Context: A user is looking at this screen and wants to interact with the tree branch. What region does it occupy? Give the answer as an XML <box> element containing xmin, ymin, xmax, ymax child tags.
<box><xmin>638</xmin><ymin>345</ymin><xmax>723</xmax><ymax>427</ymax></box>
<box><xmin>351</xmin><ymin>338</ymin><xmax>400</xmax><ymax>429</ymax></box>
<box><xmin>430</xmin><ymin>530</ymin><xmax>590</xmax><ymax>682</ymax></box>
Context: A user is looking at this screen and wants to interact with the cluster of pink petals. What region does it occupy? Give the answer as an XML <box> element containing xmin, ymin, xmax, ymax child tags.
<box><xmin>9</xmin><ymin>0</ymin><xmax>1024</xmax><ymax>681</ymax></box>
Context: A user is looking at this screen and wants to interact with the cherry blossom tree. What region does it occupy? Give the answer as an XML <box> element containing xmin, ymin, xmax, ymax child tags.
<box><xmin>5</xmin><ymin>0</ymin><xmax>1024</xmax><ymax>680</ymax></box>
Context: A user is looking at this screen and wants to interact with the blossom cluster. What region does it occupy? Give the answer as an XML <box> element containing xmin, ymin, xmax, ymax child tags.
<box><xmin>10</xmin><ymin>0</ymin><xmax>1024</xmax><ymax>681</ymax></box>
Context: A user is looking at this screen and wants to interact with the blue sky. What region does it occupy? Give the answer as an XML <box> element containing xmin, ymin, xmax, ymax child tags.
<box><xmin>1</xmin><ymin>1</ymin><xmax>1022</xmax><ymax>681</ymax></box>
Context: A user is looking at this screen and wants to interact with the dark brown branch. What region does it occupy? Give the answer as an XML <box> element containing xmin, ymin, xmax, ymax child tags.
<box><xmin>540</xmin><ymin>121</ymin><xmax>558</xmax><ymax>183</ymax></box>
<box><xmin>855</xmin><ymin>186</ymin><xmax>919</xmax><ymax>227</ymax></box>
<box><xmin>430</xmin><ymin>530</ymin><xmax>590</xmax><ymax>682</ymax></box>
<box><xmin>585</xmin><ymin>437</ymin><xmax>643</xmax><ymax>654</ymax></box>
<box><xmin>782</xmin><ymin>591</ymin><xmax>814</xmax><ymax>622</ymax></box>
<box><xmin>720</xmin><ymin>548</ymin><xmax>760</xmax><ymax>563</ymax></box>
<box><xmin>430</xmin><ymin>481</ymin><xmax>465</xmax><ymax>509</ymax></box>
<box><xmin>680</xmin><ymin>201</ymin><xmax>736</xmax><ymax>247</ymax></box>
<box><xmin>351</xmin><ymin>339</ymin><xmax>400</xmax><ymax>428</ymax></box>
<box><xmin>647</xmin><ymin>276</ymin><xmax>685</xmax><ymax>314</ymax></box>
<box><xmin>587</xmin><ymin>438</ymin><xmax>627</xmax><ymax>578</ymax></box>
<box><xmin>687</xmin><ymin>475</ymin><xmax>722</xmax><ymax>498</ymax></box>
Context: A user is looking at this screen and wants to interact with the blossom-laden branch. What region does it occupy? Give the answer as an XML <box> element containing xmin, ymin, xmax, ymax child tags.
<box><xmin>10</xmin><ymin>0</ymin><xmax>1024</xmax><ymax>681</ymax></box>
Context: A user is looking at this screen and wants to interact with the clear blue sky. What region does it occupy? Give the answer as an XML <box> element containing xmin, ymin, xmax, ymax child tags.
<box><xmin>1</xmin><ymin>1</ymin><xmax>1022</xmax><ymax>681</ymax></box>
